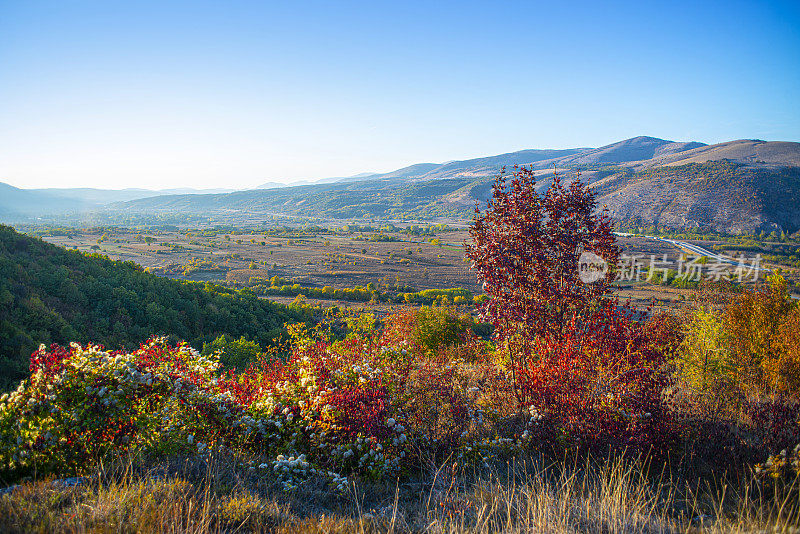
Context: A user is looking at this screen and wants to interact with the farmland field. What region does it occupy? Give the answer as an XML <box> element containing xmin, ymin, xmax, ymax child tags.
<box><xmin>36</xmin><ymin>225</ymin><xmax>478</xmax><ymax>292</ymax></box>
<box><xmin>29</xmin><ymin>224</ymin><xmax>798</xmax><ymax>314</ymax></box>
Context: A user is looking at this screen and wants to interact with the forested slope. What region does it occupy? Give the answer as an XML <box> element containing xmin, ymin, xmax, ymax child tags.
<box><xmin>0</xmin><ymin>225</ymin><xmax>301</xmax><ymax>389</ymax></box>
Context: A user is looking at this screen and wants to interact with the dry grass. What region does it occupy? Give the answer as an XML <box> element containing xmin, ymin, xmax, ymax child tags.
<box><xmin>0</xmin><ymin>452</ymin><xmax>796</xmax><ymax>533</ymax></box>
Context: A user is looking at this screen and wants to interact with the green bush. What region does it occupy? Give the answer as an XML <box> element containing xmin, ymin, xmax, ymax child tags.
<box><xmin>411</xmin><ymin>306</ymin><xmax>474</xmax><ymax>353</ymax></box>
<box><xmin>202</xmin><ymin>334</ymin><xmax>262</xmax><ymax>369</ymax></box>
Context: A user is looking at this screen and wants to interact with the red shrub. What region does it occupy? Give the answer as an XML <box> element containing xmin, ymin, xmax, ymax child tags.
<box><xmin>30</xmin><ymin>343</ymin><xmax>77</xmax><ymax>377</ymax></box>
<box><xmin>466</xmin><ymin>167</ymin><xmax>620</xmax><ymax>345</ymax></box>
<box><xmin>520</xmin><ymin>302</ymin><xmax>676</xmax><ymax>454</ymax></box>
<box><xmin>329</xmin><ymin>384</ymin><xmax>390</xmax><ymax>439</ymax></box>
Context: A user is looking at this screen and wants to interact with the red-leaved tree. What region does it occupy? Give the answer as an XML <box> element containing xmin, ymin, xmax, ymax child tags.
<box><xmin>466</xmin><ymin>166</ymin><xmax>619</xmax><ymax>367</ymax></box>
<box><xmin>466</xmin><ymin>167</ymin><xmax>619</xmax><ymax>340</ymax></box>
<box><xmin>466</xmin><ymin>167</ymin><xmax>676</xmax><ymax>452</ymax></box>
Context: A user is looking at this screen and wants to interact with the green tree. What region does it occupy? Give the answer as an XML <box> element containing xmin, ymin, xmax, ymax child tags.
<box><xmin>411</xmin><ymin>306</ymin><xmax>473</xmax><ymax>354</ymax></box>
<box><xmin>202</xmin><ymin>334</ymin><xmax>262</xmax><ymax>369</ymax></box>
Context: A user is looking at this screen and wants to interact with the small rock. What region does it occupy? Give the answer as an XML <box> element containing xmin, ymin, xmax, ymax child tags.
<box><xmin>52</xmin><ymin>477</ymin><xmax>87</xmax><ymax>488</ymax></box>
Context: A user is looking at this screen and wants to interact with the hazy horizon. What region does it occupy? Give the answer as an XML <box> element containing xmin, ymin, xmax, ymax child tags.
<box><xmin>5</xmin><ymin>134</ymin><xmax>799</xmax><ymax>193</ymax></box>
<box><xmin>1</xmin><ymin>0</ymin><xmax>798</xmax><ymax>191</ymax></box>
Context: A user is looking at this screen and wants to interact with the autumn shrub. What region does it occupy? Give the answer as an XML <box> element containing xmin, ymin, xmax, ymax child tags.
<box><xmin>343</xmin><ymin>312</ymin><xmax>379</xmax><ymax>341</ymax></box>
<box><xmin>665</xmin><ymin>277</ymin><xmax>800</xmax><ymax>474</ymax></box>
<box><xmin>674</xmin><ymin>307</ymin><xmax>736</xmax><ymax>411</ymax></box>
<box><xmin>466</xmin><ymin>167</ymin><xmax>625</xmax><ymax>412</ymax></box>
<box><xmin>1</xmin><ymin>339</ymin><xmax>234</xmax><ymax>479</ymax></box>
<box><xmin>676</xmin><ymin>274</ymin><xmax>800</xmax><ymax>399</ymax></box>
<box><xmin>399</xmin><ymin>357</ymin><xmax>472</xmax><ymax>451</ymax></box>
<box><xmin>464</xmin><ymin>167</ymin><xmax>680</xmax><ymax>453</ymax></box>
<box><xmin>763</xmin><ymin>305</ymin><xmax>800</xmax><ymax>395</ymax></box>
<box><xmin>466</xmin><ymin>167</ymin><xmax>620</xmax><ymax>351</ymax></box>
<box><xmin>516</xmin><ymin>301</ymin><xmax>676</xmax><ymax>455</ymax></box>
<box><xmin>725</xmin><ymin>274</ymin><xmax>795</xmax><ymax>394</ymax></box>
<box><xmin>410</xmin><ymin>306</ymin><xmax>475</xmax><ymax>355</ymax></box>
<box><xmin>0</xmin><ymin>310</ymin><xmax>514</xmax><ymax>487</ymax></box>
<box><xmin>202</xmin><ymin>334</ymin><xmax>262</xmax><ymax>369</ymax></box>
<box><xmin>774</xmin><ymin>307</ymin><xmax>800</xmax><ymax>393</ymax></box>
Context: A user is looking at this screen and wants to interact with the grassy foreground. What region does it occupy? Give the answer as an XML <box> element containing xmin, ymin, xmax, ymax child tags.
<box><xmin>2</xmin><ymin>298</ymin><xmax>799</xmax><ymax>532</ymax></box>
<box><xmin>1</xmin><ymin>450</ymin><xmax>797</xmax><ymax>533</ymax></box>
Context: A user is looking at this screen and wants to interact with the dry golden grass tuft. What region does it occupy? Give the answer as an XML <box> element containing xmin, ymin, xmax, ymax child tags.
<box><xmin>0</xmin><ymin>452</ymin><xmax>796</xmax><ymax>533</ymax></box>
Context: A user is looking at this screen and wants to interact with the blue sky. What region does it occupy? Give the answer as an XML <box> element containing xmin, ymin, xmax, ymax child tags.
<box><xmin>0</xmin><ymin>0</ymin><xmax>798</xmax><ymax>190</ymax></box>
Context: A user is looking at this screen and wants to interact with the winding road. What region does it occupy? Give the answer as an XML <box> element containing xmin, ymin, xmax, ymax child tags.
<box><xmin>614</xmin><ymin>233</ymin><xmax>772</xmax><ymax>273</ymax></box>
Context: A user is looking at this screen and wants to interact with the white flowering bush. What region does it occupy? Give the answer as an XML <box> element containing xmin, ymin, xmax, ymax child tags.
<box><xmin>0</xmin><ymin>310</ymin><xmax>521</xmax><ymax>489</ymax></box>
<box><xmin>0</xmin><ymin>338</ymin><xmax>237</xmax><ymax>477</ymax></box>
<box><xmin>755</xmin><ymin>444</ymin><xmax>800</xmax><ymax>480</ymax></box>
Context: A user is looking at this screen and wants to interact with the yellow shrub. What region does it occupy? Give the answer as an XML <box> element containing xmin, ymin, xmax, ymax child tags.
<box><xmin>725</xmin><ymin>275</ymin><xmax>794</xmax><ymax>393</ymax></box>
<box><xmin>770</xmin><ymin>307</ymin><xmax>800</xmax><ymax>393</ymax></box>
<box><xmin>677</xmin><ymin>275</ymin><xmax>800</xmax><ymax>400</ymax></box>
<box><xmin>676</xmin><ymin>307</ymin><xmax>734</xmax><ymax>395</ymax></box>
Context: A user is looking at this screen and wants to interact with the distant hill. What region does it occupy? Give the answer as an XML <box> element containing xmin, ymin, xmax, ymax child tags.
<box><xmin>29</xmin><ymin>187</ymin><xmax>236</xmax><ymax>205</ymax></box>
<box><xmin>5</xmin><ymin>136</ymin><xmax>800</xmax><ymax>233</ymax></box>
<box><xmin>590</xmin><ymin>161</ymin><xmax>800</xmax><ymax>235</ymax></box>
<box><xmin>380</xmin><ymin>148</ymin><xmax>588</xmax><ymax>181</ymax></box>
<box><xmin>0</xmin><ymin>183</ymin><xmax>90</xmax><ymax>217</ymax></box>
<box><xmin>111</xmin><ymin>136</ymin><xmax>800</xmax><ymax>234</ymax></box>
<box><xmin>256</xmin><ymin>172</ymin><xmax>380</xmax><ymax>189</ymax></box>
<box><xmin>0</xmin><ymin>185</ymin><xmax>238</xmax><ymax>220</ymax></box>
<box><xmin>639</xmin><ymin>139</ymin><xmax>800</xmax><ymax>168</ymax></box>
<box><xmin>0</xmin><ymin>225</ymin><xmax>302</xmax><ymax>390</ymax></box>
<box><xmin>28</xmin><ymin>187</ymin><xmax>160</xmax><ymax>205</ymax></box>
<box><xmin>547</xmin><ymin>136</ymin><xmax>707</xmax><ymax>166</ymax></box>
<box><xmin>346</xmin><ymin>137</ymin><xmax>705</xmax><ymax>182</ymax></box>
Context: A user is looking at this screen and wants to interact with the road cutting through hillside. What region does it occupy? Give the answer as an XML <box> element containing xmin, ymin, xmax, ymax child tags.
<box><xmin>615</xmin><ymin>233</ymin><xmax>772</xmax><ymax>273</ymax></box>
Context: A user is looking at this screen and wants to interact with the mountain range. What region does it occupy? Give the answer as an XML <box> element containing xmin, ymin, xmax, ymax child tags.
<box><xmin>0</xmin><ymin>185</ymin><xmax>236</xmax><ymax>218</ymax></box>
<box><xmin>3</xmin><ymin>136</ymin><xmax>799</xmax><ymax>234</ymax></box>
